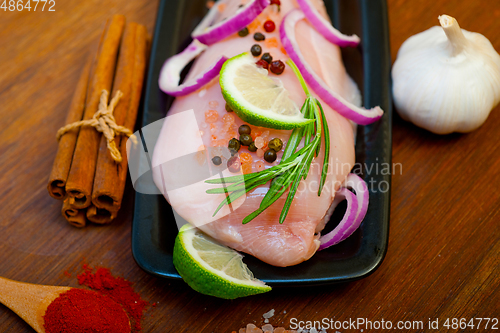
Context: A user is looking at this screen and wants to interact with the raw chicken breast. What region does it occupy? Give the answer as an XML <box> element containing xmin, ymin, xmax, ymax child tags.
<box><xmin>152</xmin><ymin>0</ymin><xmax>359</xmax><ymax>266</ymax></box>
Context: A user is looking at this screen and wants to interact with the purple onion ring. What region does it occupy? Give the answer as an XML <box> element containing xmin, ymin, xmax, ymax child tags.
<box><xmin>280</xmin><ymin>9</ymin><xmax>383</xmax><ymax>125</ymax></box>
<box><xmin>192</xmin><ymin>0</ymin><xmax>270</xmax><ymax>46</ymax></box>
<box><xmin>319</xmin><ymin>173</ymin><xmax>369</xmax><ymax>249</ymax></box>
<box><xmin>297</xmin><ymin>0</ymin><xmax>360</xmax><ymax>47</ymax></box>
<box><xmin>159</xmin><ymin>40</ymin><xmax>228</xmax><ymax>97</ymax></box>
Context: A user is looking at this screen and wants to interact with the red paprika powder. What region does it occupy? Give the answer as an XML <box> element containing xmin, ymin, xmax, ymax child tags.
<box><xmin>43</xmin><ymin>289</ymin><xmax>130</xmax><ymax>333</ymax></box>
<box><xmin>77</xmin><ymin>264</ymin><xmax>148</xmax><ymax>332</ymax></box>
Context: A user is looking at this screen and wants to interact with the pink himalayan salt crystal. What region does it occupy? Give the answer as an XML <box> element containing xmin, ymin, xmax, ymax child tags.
<box><xmin>210</xmin><ymin>123</ymin><xmax>218</xmax><ymax>134</ymax></box>
<box><xmin>256</xmin><ymin>148</ymin><xmax>264</xmax><ymax>158</ymax></box>
<box><xmin>222</xmin><ymin>113</ymin><xmax>235</xmax><ymax>124</ymax></box>
<box><xmin>261</xmin><ymin>323</ymin><xmax>274</xmax><ymax>332</ymax></box>
<box><xmin>254</xmin><ymin>136</ymin><xmax>265</xmax><ymax>149</ymax></box>
<box><xmin>246</xmin><ymin>323</ymin><xmax>263</xmax><ymax>333</ymax></box>
<box><xmin>261</xmin><ymin>130</ymin><xmax>270</xmax><ymax>139</ymax></box>
<box><xmin>205</xmin><ymin>109</ymin><xmax>219</xmax><ymax>123</ymax></box>
<box><xmin>254</xmin><ymin>160</ymin><xmax>265</xmax><ymax>172</ymax></box>
<box><xmin>239</xmin><ymin>329</ymin><xmax>246</xmax><ymax>333</ymax></box>
<box><xmin>225</xmin><ymin>131</ymin><xmax>238</xmax><ymax>141</ymax></box>
<box><xmin>194</xmin><ymin>150</ymin><xmax>206</xmax><ymax>165</ymax></box>
<box><xmin>214</xmin><ymin>139</ymin><xmax>227</xmax><ymax>147</ymax></box>
<box><xmin>274</xmin><ymin>328</ymin><xmax>286</xmax><ymax>333</ymax></box>
<box><xmin>222</xmin><ymin>121</ymin><xmax>238</xmax><ymax>132</ymax></box>
<box><xmin>208</xmin><ymin>100</ymin><xmax>218</xmax><ymax>108</ymax></box>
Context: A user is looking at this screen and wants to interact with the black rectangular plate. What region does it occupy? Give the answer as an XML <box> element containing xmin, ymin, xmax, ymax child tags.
<box><xmin>132</xmin><ymin>0</ymin><xmax>392</xmax><ymax>286</ymax></box>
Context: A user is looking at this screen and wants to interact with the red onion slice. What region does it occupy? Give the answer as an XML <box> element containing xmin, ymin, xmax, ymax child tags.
<box><xmin>280</xmin><ymin>9</ymin><xmax>384</xmax><ymax>125</ymax></box>
<box><xmin>192</xmin><ymin>0</ymin><xmax>270</xmax><ymax>46</ymax></box>
<box><xmin>319</xmin><ymin>173</ymin><xmax>369</xmax><ymax>250</ymax></box>
<box><xmin>297</xmin><ymin>0</ymin><xmax>360</xmax><ymax>47</ymax></box>
<box><xmin>159</xmin><ymin>40</ymin><xmax>228</xmax><ymax>97</ymax></box>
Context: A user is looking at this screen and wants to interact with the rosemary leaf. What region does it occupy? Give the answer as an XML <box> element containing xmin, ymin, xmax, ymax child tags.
<box><xmin>316</xmin><ymin>99</ymin><xmax>330</xmax><ymax>195</ymax></box>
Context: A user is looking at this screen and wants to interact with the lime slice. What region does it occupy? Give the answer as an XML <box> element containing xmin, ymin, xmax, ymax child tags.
<box><xmin>173</xmin><ymin>224</ymin><xmax>271</xmax><ymax>299</ymax></box>
<box><xmin>220</xmin><ymin>53</ymin><xmax>314</xmax><ymax>130</ymax></box>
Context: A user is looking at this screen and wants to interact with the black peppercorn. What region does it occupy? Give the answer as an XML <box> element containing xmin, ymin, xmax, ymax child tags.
<box><xmin>250</xmin><ymin>44</ymin><xmax>262</xmax><ymax>57</ymax></box>
<box><xmin>225</xmin><ymin>103</ymin><xmax>233</xmax><ymax>112</ymax></box>
<box><xmin>261</xmin><ymin>52</ymin><xmax>272</xmax><ymax>64</ymax></box>
<box><xmin>212</xmin><ymin>156</ymin><xmax>222</xmax><ymax>166</ymax></box>
<box><xmin>248</xmin><ymin>142</ymin><xmax>257</xmax><ymax>152</ymax></box>
<box><xmin>238</xmin><ymin>124</ymin><xmax>251</xmax><ymax>135</ymax></box>
<box><xmin>238</xmin><ymin>27</ymin><xmax>249</xmax><ymax>37</ymax></box>
<box><xmin>264</xmin><ymin>149</ymin><xmax>277</xmax><ymax>163</ymax></box>
<box><xmin>239</xmin><ymin>134</ymin><xmax>253</xmax><ymax>146</ymax></box>
<box><xmin>253</xmin><ymin>32</ymin><xmax>265</xmax><ymax>41</ymax></box>
<box><xmin>228</xmin><ymin>138</ymin><xmax>241</xmax><ymax>155</ymax></box>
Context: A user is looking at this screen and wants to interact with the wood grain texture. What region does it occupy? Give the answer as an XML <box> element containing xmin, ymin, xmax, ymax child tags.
<box><xmin>0</xmin><ymin>0</ymin><xmax>499</xmax><ymax>332</ymax></box>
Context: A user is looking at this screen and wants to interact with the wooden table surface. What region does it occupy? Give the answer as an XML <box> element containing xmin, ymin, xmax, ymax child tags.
<box><xmin>1</xmin><ymin>0</ymin><xmax>499</xmax><ymax>332</ymax></box>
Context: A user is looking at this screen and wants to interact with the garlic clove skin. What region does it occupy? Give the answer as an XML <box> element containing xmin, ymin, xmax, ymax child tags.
<box><xmin>392</xmin><ymin>15</ymin><xmax>500</xmax><ymax>135</ymax></box>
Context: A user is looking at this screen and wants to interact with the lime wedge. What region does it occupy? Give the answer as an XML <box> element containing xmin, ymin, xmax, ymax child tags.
<box><xmin>173</xmin><ymin>224</ymin><xmax>271</xmax><ymax>299</ymax></box>
<box><xmin>220</xmin><ymin>53</ymin><xmax>314</xmax><ymax>130</ymax></box>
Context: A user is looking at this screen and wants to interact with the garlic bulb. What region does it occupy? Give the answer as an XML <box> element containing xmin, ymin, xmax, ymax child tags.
<box><xmin>392</xmin><ymin>15</ymin><xmax>500</xmax><ymax>134</ymax></box>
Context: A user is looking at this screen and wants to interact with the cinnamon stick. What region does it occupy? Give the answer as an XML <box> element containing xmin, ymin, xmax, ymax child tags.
<box><xmin>86</xmin><ymin>204</ymin><xmax>117</xmax><ymax>224</ymax></box>
<box><xmin>62</xmin><ymin>199</ymin><xmax>87</xmax><ymax>228</ymax></box>
<box><xmin>91</xmin><ymin>23</ymin><xmax>149</xmax><ymax>217</ymax></box>
<box><xmin>65</xmin><ymin>15</ymin><xmax>126</xmax><ymax>209</ymax></box>
<box><xmin>47</xmin><ymin>60</ymin><xmax>91</xmax><ymax>200</ymax></box>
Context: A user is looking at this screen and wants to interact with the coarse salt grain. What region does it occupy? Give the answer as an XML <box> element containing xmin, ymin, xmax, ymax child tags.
<box><xmin>222</xmin><ymin>113</ymin><xmax>235</xmax><ymax>123</ymax></box>
<box><xmin>254</xmin><ymin>136</ymin><xmax>265</xmax><ymax>149</ymax></box>
<box><xmin>254</xmin><ymin>161</ymin><xmax>265</xmax><ymax>172</ymax></box>
<box><xmin>194</xmin><ymin>150</ymin><xmax>206</xmax><ymax>165</ymax></box>
<box><xmin>239</xmin><ymin>152</ymin><xmax>253</xmax><ymax>164</ymax></box>
<box><xmin>246</xmin><ymin>323</ymin><xmax>263</xmax><ymax>333</ymax></box>
<box><xmin>263</xmin><ymin>309</ymin><xmax>275</xmax><ymax>319</ymax></box>
<box><xmin>261</xmin><ymin>323</ymin><xmax>274</xmax><ymax>332</ymax></box>
<box><xmin>241</xmin><ymin>163</ymin><xmax>252</xmax><ymax>174</ymax></box>
<box><xmin>210</xmin><ymin>123</ymin><xmax>218</xmax><ymax>134</ymax></box>
<box><xmin>205</xmin><ymin>109</ymin><xmax>219</xmax><ymax>123</ymax></box>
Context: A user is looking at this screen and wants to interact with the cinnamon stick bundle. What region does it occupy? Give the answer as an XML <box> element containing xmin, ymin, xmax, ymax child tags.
<box><xmin>47</xmin><ymin>60</ymin><xmax>91</xmax><ymax>199</ymax></box>
<box><xmin>65</xmin><ymin>15</ymin><xmax>126</xmax><ymax>209</ymax></box>
<box><xmin>88</xmin><ymin>23</ymin><xmax>148</xmax><ymax>224</ymax></box>
<box><xmin>48</xmin><ymin>15</ymin><xmax>149</xmax><ymax>227</ymax></box>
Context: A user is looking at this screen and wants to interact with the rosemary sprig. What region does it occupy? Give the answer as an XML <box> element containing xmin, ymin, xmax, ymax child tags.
<box><xmin>205</xmin><ymin>59</ymin><xmax>331</xmax><ymax>224</ymax></box>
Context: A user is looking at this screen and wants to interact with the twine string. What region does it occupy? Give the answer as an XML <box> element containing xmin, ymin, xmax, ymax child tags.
<box><xmin>57</xmin><ymin>89</ymin><xmax>136</xmax><ymax>163</ymax></box>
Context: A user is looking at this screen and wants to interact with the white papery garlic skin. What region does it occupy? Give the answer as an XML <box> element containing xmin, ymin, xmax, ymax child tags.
<box><xmin>392</xmin><ymin>15</ymin><xmax>500</xmax><ymax>134</ymax></box>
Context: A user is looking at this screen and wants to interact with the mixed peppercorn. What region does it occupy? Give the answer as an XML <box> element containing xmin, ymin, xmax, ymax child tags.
<box><xmin>238</xmin><ymin>18</ymin><xmax>286</xmax><ymax>75</ymax></box>
<box><xmin>206</xmin><ymin>13</ymin><xmax>288</xmax><ymax>173</ymax></box>
<box><xmin>212</xmin><ymin>122</ymin><xmax>284</xmax><ymax>171</ymax></box>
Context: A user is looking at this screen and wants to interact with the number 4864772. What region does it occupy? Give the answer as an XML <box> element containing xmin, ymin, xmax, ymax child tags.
<box><xmin>1</xmin><ymin>0</ymin><xmax>55</xmax><ymax>11</ymax></box>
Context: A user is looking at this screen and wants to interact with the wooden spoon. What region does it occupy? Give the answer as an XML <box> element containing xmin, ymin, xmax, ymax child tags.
<box><xmin>0</xmin><ymin>276</ymin><xmax>130</xmax><ymax>333</ymax></box>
